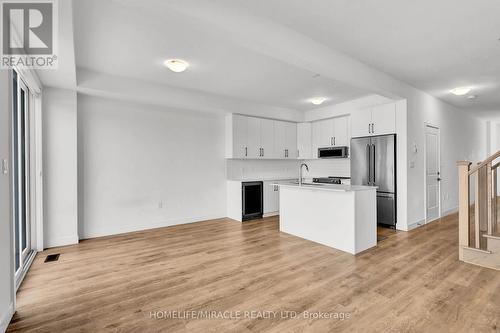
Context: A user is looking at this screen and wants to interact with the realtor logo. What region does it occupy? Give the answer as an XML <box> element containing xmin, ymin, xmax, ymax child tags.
<box><xmin>1</xmin><ymin>0</ymin><xmax>58</xmax><ymax>68</ymax></box>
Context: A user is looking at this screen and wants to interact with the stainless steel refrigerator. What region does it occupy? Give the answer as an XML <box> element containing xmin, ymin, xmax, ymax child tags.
<box><xmin>350</xmin><ymin>134</ymin><xmax>396</xmax><ymax>227</ymax></box>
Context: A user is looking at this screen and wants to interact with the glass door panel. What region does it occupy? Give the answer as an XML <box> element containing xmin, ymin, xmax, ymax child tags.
<box><xmin>13</xmin><ymin>71</ymin><xmax>32</xmax><ymax>280</ymax></box>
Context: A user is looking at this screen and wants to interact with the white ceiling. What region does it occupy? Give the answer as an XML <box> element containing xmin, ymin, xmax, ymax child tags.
<box><xmin>73</xmin><ymin>0</ymin><xmax>369</xmax><ymax>112</ymax></box>
<box><xmin>71</xmin><ymin>0</ymin><xmax>500</xmax><ymax>118</ymax></box>
<box><xmin>226</xmin><ymin>0</ymin><xmax>500</xmax><ymax>115</ymax></box>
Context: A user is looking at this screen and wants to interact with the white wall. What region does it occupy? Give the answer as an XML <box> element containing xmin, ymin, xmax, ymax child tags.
<box><xmin>0</xmin><ymin>71</ymin><xmax>14</xmax><ymax>332</ymax></box>
<box><xmin>406</xmin><ymin>92</ymin><xmax>487</xmax><ymax>227</ymax></box>
<box><xmin>42</xmin><ymin>88</ymin><xmax>79</xmax><ymax>247</ymax></box>
<box><xmin>77</xmin><ymin>95</ymin><xmax>226</xmax><ymax>239</ymax></box>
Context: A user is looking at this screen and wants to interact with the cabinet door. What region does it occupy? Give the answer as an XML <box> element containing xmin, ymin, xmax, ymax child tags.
<box><xmin>351</xmin><ymin>107</ymin><xmax>372</xmax><ymax>138</ymax></box>
<box><xmin>232</xmin><ymin>115</ymin><xmax>248</xmax><ymax>158</ymax></box>
<box><xmin>311</xmin><ymin>121</ymin><xmax>322</xmax><ymax>158</ymax></box>
<box><xmin>323</xmin><ymin>118</ymin><xmax>335</xmax><ymax>146</ymax></box>
<box><xmin>263</xmin><ymin>182</ymin><xmax>279</xmax><ymax>214</ymax></box>
<box><xmin>246</xmin><ymin>117</ymin><xmax>261</xmax><ymax>158</ymax></box>
<box><xmin>297</xmin><ymin>122</ymin><xmax>311</xmax><ymax>159</ymax></box>
<box><xmin>371</xmin><ymin>103</ymin><xmax>396</xmax><ymax>135</ymax></box>
<box><xmin>285</xmin><ymin>122</ymin><xmax>297</xmax><ymax>158</ymax></box>
<box><xmin>312</xmin><ymin>118</ymin><xmax>334</xmax><ymax>151</ymax></box>
<box><xmin>333</xmin><ymin>116</ymin><xmax>349</xmax><ymax>146</ymax></box>
<box><xmin>260</xmin><ymin>118</ymin><xmax>274</xmax><ymax>159</ymax></box>
<box><xmin>273</xmin><ymin>120</ymin><xmax>287</xmax><ymax>159</ymax></box>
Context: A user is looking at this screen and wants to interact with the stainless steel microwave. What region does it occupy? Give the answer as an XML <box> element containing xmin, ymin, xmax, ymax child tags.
<box><xmin>318</xmin><ymin>146</ymin><xmax>349</xmax><ymax>158</ymax></box>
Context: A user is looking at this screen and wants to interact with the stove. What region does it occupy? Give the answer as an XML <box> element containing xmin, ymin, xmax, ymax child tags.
<box><xmin>312</xmin><ymin>177</ymin><xmax>346</xmax><ymax>184</ymax></box>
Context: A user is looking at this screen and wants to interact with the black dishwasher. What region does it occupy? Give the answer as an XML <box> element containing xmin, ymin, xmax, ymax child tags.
<box><xmin>242</xmin><ymin>181</ymin><xmax>263</xmax><ymax>221</ymax></box>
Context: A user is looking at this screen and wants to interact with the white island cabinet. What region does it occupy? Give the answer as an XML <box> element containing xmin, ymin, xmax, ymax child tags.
<box><xmin>275</xmin><ymin>183</ymin><xmax>377</xmax><ymax>255</ymax></box>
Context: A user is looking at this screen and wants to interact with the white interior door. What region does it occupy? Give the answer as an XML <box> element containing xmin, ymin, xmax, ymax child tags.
<box><xmin>425</xmin><ymin>125</ymin><xmax>441</xmax><ymax>222</ymax></box>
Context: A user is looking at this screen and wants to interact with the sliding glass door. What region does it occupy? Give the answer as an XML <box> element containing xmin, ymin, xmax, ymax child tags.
<box><xmin>12</xmin><ymin>70</ymin><xmax>33</xmax><ymax>281</ymax></box>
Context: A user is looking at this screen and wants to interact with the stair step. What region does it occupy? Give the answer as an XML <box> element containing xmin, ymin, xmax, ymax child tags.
<box><xmin>461</xmin><ymin>246</ymin><xmax>491</xmax><ymax>254</ymax></box>
<box><xmin>461</xmin><ymin>246</ymin><xmax>500</xmax><ymax>271</ymax></box>
<box><xmin>483</xmin><ymin>234</ymin><xmax>500</xmax><ymax>240</ymax></box>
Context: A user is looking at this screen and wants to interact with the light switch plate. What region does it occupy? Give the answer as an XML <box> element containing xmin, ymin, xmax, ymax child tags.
<box><xmin>1</xmin><ymin>159</ymin><xmax>8</xmax><ymax>175</ymax></box>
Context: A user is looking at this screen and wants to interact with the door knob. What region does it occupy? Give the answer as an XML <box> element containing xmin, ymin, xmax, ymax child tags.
<box><xmin>437</xmin><ymin>177</ymin><xmax>442</xmax><ymax>181</ymax></box>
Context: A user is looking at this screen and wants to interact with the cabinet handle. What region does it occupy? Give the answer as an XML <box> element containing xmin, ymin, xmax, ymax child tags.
<box><xmin>334</xmin><ymin>137</ymin><xmax>336</xmax><ymax>145</ymax></box>
<box><xmin>372</xmin><ymin>123</ymin><xmax>374</xmax><ymax>134</ymax></box>
<box><xmin>368</xmin><ymin>124</ymin><xmax>371</xmax><ymax>134</ymax></box>
<box><xmin>297</xmin><ymin>149</ymin><xmax>300</xmax><ymax>157</ymax></box>
<box><xmin>262</xmin><ymin>148</ymin><xmax>264</xmax><ymax>157</ymax></box>
<box><xmin>245</xmin><ymin>147</ymin><xmax>247</xmax><ymax>157</ymax></box>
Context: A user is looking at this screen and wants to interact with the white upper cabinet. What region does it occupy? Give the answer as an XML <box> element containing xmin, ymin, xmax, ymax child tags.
<box><xmin>228</xmin><ymin>114</ymin><xmax>248</xmax><ymax>158</ymax></box>
<box><xmin>284</xmin><ymin>122</ymin><xmax>297</xmax><ymax>158</ymax></box>
<box><xmin>274</xmin><ymin>120</ymin><xmax>297</xmax><ymax>159</ymax></box>
<box><xmin>259</xmin><ymin>118</ymin><xmax>274</xmax><ymax>158</ymax></box>
<box><xmin>351</xmin><ymin>103</ymin><xmax>396</xmax><ymax>138</ymax></box>
<box><xmin>351</xmin><ymin>107</ymin><xmax>373</xmax><ymax>138</ymax></box>
<box><xmin>332</xmin><ymin>116</ymin><xmax>349</xmax><ymax>146</ymax></box>
<box><xmin>311</xmin><ymin>116</ymin><xmax>350</xmax><ymax>158</ymax></box>
<box><xmin>246</xmin><ymin>116</ymin><xmax>261</xmax><ymax>158</ymax></box>
<box><xmin>225</xmin><ymin>114</ymin><xmax>296</xmax><ymax>159</ymax></box>
<box><xmin>273</xmin><ymin>120</ymin><xmax>287</xmax><ymax>158</ymax></box>
<box><xmin>297</xmin><ymin>122</ymin><xmax>312</xmax><ymax>159</ymax></box>
<box><xmin>371</xmin><ymin>103</ymin><xmax>396</xmax><ymax>136</ymax></box>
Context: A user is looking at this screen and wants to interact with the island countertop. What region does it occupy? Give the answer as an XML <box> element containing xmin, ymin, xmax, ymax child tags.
<box><xmin>271</xmin><ymin>182</ymin><xmax>377</xmax><ymax>192</ymax></box>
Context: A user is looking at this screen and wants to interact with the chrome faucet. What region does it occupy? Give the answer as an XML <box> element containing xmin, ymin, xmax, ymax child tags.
<box><xmin>299</xmin><ymin>163</ymin><xmax>309</xmax><ymax>186</ymax></box>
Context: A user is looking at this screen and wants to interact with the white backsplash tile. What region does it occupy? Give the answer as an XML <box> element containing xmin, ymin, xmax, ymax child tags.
<box><xmin>226</xmin><ymin>158</ymin><xmax>350</xmax><ymax>180</ymax></box>
<box><xmin>226</xmin><ymin>159</ymin><xmax>301</xmax><ymax>180</ymax></box>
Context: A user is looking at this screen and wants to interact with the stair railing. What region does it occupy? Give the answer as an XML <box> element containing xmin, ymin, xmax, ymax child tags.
<box><xmin>457</xmin><ymin>150</ymin><xmax>500</xmax><ymax>260</ymax></box>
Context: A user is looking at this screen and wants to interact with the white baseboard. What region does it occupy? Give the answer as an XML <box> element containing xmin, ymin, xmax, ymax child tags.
<box><xmin>0</xmin><ymin>303</ymin><xmax>14</xmax><ymax>333</ymax></box>
<box><xmin>406</xmin><ymin>207</ymin><xmax>458</xmax><ymax>232</ymax></box>
<box><xmin>81</xmin><ymin>214</ymin><xmax>225</xmax><ymax>239</ymax></box>
<box><xmin>263</xmin><ymin>212</ymin><xmax>278</xmax><ymax>218</ymax></box>
<box><xmin>442</xmin><ymin>206</ymin><xmax>458</xmax><ymax>217</ymax></box>
<box><xmin>45</xmin><ymin>234</ymin><xmax>79</xmax><ymax>249</ymax></box>
<box><xmin>407</xmin><ymin>219</ymin><xmax>426</xmax><ymax>231</ymax></box>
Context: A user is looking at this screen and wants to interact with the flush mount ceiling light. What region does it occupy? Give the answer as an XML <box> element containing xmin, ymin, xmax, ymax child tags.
<box><xmin>164</xmin><ymin>59</ymin><xmax>189</xmax><ymax>73</ymax></box>
<box><xmin>450</xmin><ymin>87</ymin><xmax>472</xmax><ymax>96</ymax></box>
<box><xmin>310</xmin><ymin>97</ymin><xmax>327</xmax><ymax>105</ymax></box>
<box><xmin>467</xmin><ymin>95</ymin><xmax>477</xmax><ymax>100</ymax></box>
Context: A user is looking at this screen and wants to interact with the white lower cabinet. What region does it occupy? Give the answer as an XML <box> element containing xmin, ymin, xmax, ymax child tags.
<box><xmin>263</xmin><ymin>181</ymin><xmax>279</xmax><ymax>214</ymax></box>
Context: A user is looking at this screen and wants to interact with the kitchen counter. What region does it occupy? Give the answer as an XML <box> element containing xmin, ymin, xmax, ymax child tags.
<box><xmin>227</xmin><ymin>177</ymin><xmax>298</xmax><ymax>182</ymax></box>
<box><xmin>272</xmin><ymin>182</ymin><xmax>376</xmax><ymax>192</ymax></box>
<box><xmin>276</xmin><ymin>182</ymin><xmax>377</xmax><ymax>254</ymax></box>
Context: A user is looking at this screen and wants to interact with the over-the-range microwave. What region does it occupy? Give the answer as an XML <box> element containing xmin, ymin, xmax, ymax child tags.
<box><xmin>317</xmin><ymin>146</ymin><xmax>349</xmax><ymax>159</ymax></box>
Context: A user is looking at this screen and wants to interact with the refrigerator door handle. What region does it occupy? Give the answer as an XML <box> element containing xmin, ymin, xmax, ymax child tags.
<box><xmin>372</xmin><ymin>144</ymin><xmax>376</xmax><ymax>184</ymax></box>
<box><xmin>366</xmin><ymin>144</ymin><xmax>371</xmax><ymax>185</ymax></box>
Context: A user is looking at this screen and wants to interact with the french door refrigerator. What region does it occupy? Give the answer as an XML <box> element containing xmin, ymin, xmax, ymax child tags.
<box><xmin>350</xmin><ymin>134</ymin><xmax>396</xmax><ymax>227</ymax></box>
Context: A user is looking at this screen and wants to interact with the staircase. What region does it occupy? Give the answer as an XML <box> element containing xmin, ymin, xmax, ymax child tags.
<box><xmin>457</xmin><ymin>151</ymin><xmax>500</xmax><ymax>270</ymax></box>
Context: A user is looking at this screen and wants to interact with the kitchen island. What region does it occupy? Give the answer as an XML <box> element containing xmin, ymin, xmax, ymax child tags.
<box><xmin>274</xmin><ymin>183</ymin><xmax>377</xmax><ymax>255</ymax></box>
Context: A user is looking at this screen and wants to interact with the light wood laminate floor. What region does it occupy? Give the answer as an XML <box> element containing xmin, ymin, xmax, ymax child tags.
<box><xmin>7</xmin><ymin>214</ymin><xmax>500</xmax><ymax>332</ymax></box>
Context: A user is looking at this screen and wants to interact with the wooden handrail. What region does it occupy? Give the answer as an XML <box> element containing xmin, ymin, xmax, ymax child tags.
<box><xmin>469</xmin><ymin>150</ymin><xmax>500</xmax><ymax>175</ymax></box>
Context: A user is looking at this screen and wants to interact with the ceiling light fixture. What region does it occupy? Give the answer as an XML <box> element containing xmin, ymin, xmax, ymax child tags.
<box><xmin>450</xmin><ymin>87</ymin><xmax>472</xmax><ymax>96</ymax></box>
<box><xmin>164</xmin><ymin>59</ymin><xmax>189</xmax><ymax>73</ymax></box>
<box><xmin>311</xmin><ymin>97</ymin><xmax>327</xmax><ymax>105</ymax></box>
